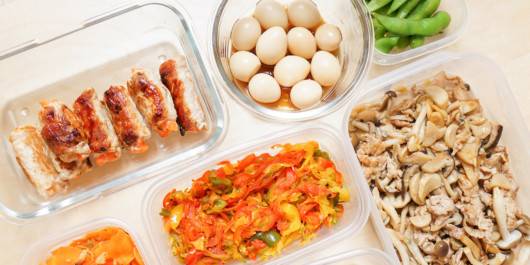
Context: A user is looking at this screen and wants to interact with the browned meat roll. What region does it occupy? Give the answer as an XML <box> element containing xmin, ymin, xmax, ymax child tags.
<box><xmin>159</xmin><ymin>56</ymin><xmax>207</xmax><ymax>135</ymax></box>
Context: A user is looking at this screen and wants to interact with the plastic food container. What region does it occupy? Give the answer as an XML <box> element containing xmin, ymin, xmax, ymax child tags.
<box><xmin>0</xmin><ymin>0</ymin><xmax>227</xmax><ymax>223</ymax></box>
<box><xmin>342</xmin><ymin>51</ymin><xmax>530</xmax><ymax>262</ymax></box>
<box><xmin>306</xmin><ymin>247</ymin><xmax>396</xmax><ymax>265</ymax></box>
<box><xmin>20</xmin><ymin>217</ymin><xmax>152</xmax><ymax>265</ymax></box>
<box><xmin>142</xmin><ymin>122</ymin><xmax>372</xmax><ymax>264</ymax></box>
<box><xmin>207</xmin><ymin>0</ymin><xmax>373</xmax><ymax>122</ymax></box>
<box><xmin>372</xmin><ymin>0</ymin><xmax>469</xmax><ymax>65</ymax></box>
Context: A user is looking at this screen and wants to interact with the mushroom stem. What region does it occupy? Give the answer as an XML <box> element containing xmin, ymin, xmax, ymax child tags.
<box><xmin>387</xmin><ymin>228</ymin><xmax>411</xmax><ymax>265</ymax></box>
<box><xmin>463</xmin><ymin>247</ymin><xmax>484</xmax><ymax>265</ymax></box>
<box><xmin>493</xmin><ymin>187</ymin><xmax>523</xmax><ymax>249</ymax></box>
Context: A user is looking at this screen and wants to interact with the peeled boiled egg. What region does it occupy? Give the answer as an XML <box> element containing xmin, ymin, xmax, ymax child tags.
<box><xmin>311</xmin><ymin>51</ymin><xmax>341</xmax><ymax>87</ymax></box>
<box><xmin>273</xmin><ymin>55</ymin><xmax>310</xmax><ymax>87</ymax></box>
<box><xmin>254</xmin><ymin>0</ymin><xmax>289</xmax><ymax>30</ymax></box>
<box><xmin>256</xmin><ymin>26</ymin><xmax>287</xmax><ymax>65</ymax></box>
<box><xmin>231</xmin><ymin>17</ymin><xmax>262</xmax><ymax>51</ymax></box>
<box><xmin>287</xmin><ymin>27</ymin><xmax>316</xmax><ymax>59</ymax></box>
<box><xmin>290</xmin><ymin>80</ymin><xmax>322</xmax><ymax>109</ymax></box>
<box><xmin>229</xmin><ymin>51</ymin><xmax>261</xmax><ymax>82</ymax></box>
<box><xmin>248</xmin><ymin>73</ymin><xmax>281</xmax><ymax>103</ymax></box>
<box><xmin>315</xmin><ymin>24</ymin><xmax>342</xmax><ymax>52</ymax></box>
<box><xmin>287</xmin><ymin>0</ymin><xmax>322</xmax><ymax>29</ymax></box>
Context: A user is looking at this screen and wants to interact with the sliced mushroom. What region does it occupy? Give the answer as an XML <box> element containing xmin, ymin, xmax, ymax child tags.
<box><xmin>457</xmin><ymin>136</ymin><xmax>480</xmax><ymax>166</ymax></box>
<box><xmin>389</xmin><ymin>192</ymin><xmax>411</xmax><ymax>209</ymax></box>
<box><xmin>410</xmin><ymin>212</ymin><xmax>432</xmax><ymax>228</ymax></box>
<box><xmin>460</xmin><ymin>234</ymin><xmax>482</xmax><ymax>260</ymax></box>
<box><xmin>428</xmin><ymin>111</ymin><xmax>445</xmax><ymax>128</ymax></box>
<box><xmin>416</xmin><ymin>173</ymin><xmax>442</xmax><ymax>205</ymax></box>
<box><xmin>463</xmin><ymin>247</ymin><xmax>484</xmax><ymax>265</ymax></box>
<box><xmin>407</xmin><ymin>102</ymin><xmax>427</xmax><ymax>152</ymax></box>
<box><xmin>490</xmin><ymin>173</ymin><xmax>511</xmax><ymax>190</ymax></box>
<box><xmin>460</xmin><ymin>101</ymin><xmax>479</xmax><ymax>115</ymax></box>
<box><xmin>387</xmin><ymin>228</ymin><xmax>411</xmax><ymax>265</ymax></box>
<box><xmin>356</xmin><ymin>109</ymin><xmax>377</xmax><ymax>122</ymax></box>
<box><xmin>462</xmin><ymin>161</ymin><xmax>479</xmax><ymax>186</ymax></box>
<box><xmin>399</xmin><ymin>151</ymin><xmax>434</xmax><ymax>166</ymax></box>
<box><xmin>422</xmin><ymin>121</ymin><xmax>446</xmax><ymax>147</ymax></box>
<box><xmin>382</xmin><ymin>196</ymin><xmax>401</xmax><ymax>230</ymax></box>
<box><xmin>424</xmin><ymin>85</ymin><xmax>449</xmax><ymax>110</ymax></box>
<box><xmin>421</xmin><ymin>152</ymin><xmax>453</xmax><ymax>174</ymax></box>
<box><xmin>444</xmin><ymin>123</ymin><xmax>459</xmax><ymax>148</ymax></box>
<box><xmin>482</xmin><ymin>123</ymin><xmax>503</xmax><ymax>150</ymax></box>
<box><xmin>493</xmin><ymin>187</ymin><xmax>523</xmax><ymax>249</ymax></box>
<box><xmin>350</xmin><ymin>120</ymin><xmax>370</xmax><ymax>132</ymax></box>
<box><xmin>409</xmin><ymin>172</ymin><xmax>422</xmax><ymax>205</ymax></box>
<box><xmin>470</xmin><ymin>120</ymin><xmax>492</xmax><ymax>140</ymax></box>
<box><xmin>379</xmin><ymin>90</ymin><xmax>397</xmax><ymax>111</ymax></box>
<box><xmin>430</xmin><ymin>212</ymin><xmax>462</xmax><ymax>232</ymax></box>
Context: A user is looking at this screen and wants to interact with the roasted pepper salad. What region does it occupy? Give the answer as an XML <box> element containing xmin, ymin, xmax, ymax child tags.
<box><xmin>159</xmin><ymin>141</ymin><xmax>350</xmax><ymax>264</ymax></box>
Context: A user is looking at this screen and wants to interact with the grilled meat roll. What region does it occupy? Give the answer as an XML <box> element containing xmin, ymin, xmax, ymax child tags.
<box><xmin>103</xmin><ymin>85</ymin><xmax>151</xmax><ymax>153</ymax></box>
<box><xmin>74</xmin><ymin>88</ymin><xmax>121</xmax><ymax>166</ymax></box>
<box><xmin>38</xmin><ymin>100</ymin><xmax>91</xmax><ymax>163</ymax></box>
<box><xmin>160</xmin><ymin>56</ymin><xmax>207</xmax><ymax>135</ymax></box>
<box><xmin>127</xmin><ymin>69</ymin><xmax>178</xmax><ymax>137</ymax></box>
<box><xmin>9</xmin><ymin>126</ymin><xmax>68</xmax><ymax>198</ymax></box>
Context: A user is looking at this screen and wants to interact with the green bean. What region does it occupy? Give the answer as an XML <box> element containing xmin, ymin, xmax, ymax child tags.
<box><xmin>396</xmin><ymin>0</ymin><xmax>421</xmax><ymax>19</ymax></box>
<box><xmin>375</xmin><ymin>37</ymin><xmax>399</xmax><ymax>53</ymax></box>
<box><xmin>372</xmin><ymin>11</ymin><xmax>451</xmax><ymax>36</ymax></box>
<box><xmin>408</xmin><ymin>0</ymin><xmax>441</xmax><ymax>20</ymax></box>
<box><xmin>396</xmin><ymin>36</ymin><xmax>411</xmax><ymax>49</ymax></box>
<box><xmin>366</xmin><ymin>0</ymin><xmax>392</xmax><ymax>12</ymax></box>
<box><xmin>410</xmin><ymin>35</ymin><xmax>425</xmax><ymax>48</ymax></box>
<box><xmin>387</xmin><ymin>0</ymin><xmax>407</xmax><ymax>15</ymax></box>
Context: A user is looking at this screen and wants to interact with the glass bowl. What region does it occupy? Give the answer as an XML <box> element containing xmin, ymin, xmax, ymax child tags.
<box><xmin>207</xmin><ymin>0</ymin><xmax>373</xmax><ymax>122</ymax></box>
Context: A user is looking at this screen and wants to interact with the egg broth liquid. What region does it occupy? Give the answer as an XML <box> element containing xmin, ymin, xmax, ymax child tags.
<box><xmin>232</xmin><ymin>19</ymin><xmax>340</xmax><ymax>111</ymax></box>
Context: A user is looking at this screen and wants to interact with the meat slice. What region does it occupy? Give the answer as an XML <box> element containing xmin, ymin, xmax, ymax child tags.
<box><xmin>38</xmin><ymin>99</ymin><xmax>91</xmax><ymax>162</ymax></box>
<box><xmin>73</xmin><ymin>88</ymin><xmax>121</xmax><ymax>166</ymax></box>
<box><xmin>9</xmin><ymin>126</ymin><xmax>67</xmax><ymax>198</ymax></box>
<box><xmin>159</xmin><ymin>56</ymin><xmax>207</xmax><ymax>135</ymax></box>
<box><xmin>127</xmin><ymin>69</ymin><xmax>178</xmax><ymax>137</ymax></box>
<box><xmin>103</xmin><ymin>85</ymin><xmax>151</xmax><ymax>153</ymax></box>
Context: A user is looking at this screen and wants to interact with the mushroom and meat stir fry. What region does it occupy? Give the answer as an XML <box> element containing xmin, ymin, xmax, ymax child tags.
<box><xmin>348</xmin><ymin>71</ymin><xmax>530</xmax><ymax>265</ymax></box>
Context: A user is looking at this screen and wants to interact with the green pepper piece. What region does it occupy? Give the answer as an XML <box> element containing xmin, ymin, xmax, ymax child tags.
<box><xmin>366</xmin><ymin>0</ymin><xmax>392</xmax><ymax>12</ymax></box>
<box><xmin>408</xmin><ymin>0</ymin><xmax>441</xmax><ymax>20</ymax></box>
<box><xmin>313</xmin><ymin>149</ymin><xmax>330</xmax><ymax>160</ymax></box>
<box><xmin>372</xmin><ymin>11</ymin><xmax>451</xmax><ymax>36</ymax></box>
<box><xmin>159</xmin><ymin>208</ymin><xmax>171</xmax><ymax>216</ymax></box>
<box><xmin>209</xmin><ymin>175</ymin><xmax>233</xmax><ymax>194</ymax></box>
<box><xmin>332</xmin><ymin>193</ymin><xmax>340</xmax><ymax>207</ymax></box>
<box><xmin>375</xmin><ymin>36</ymin><xmax>399</xmax><ymax>53</ymax></box>
<box><xmin>206</xmin><ymin>198</ymin><xmax>227</xmax><ymax>214</ymax></box>
<box><xmin>396</xmin><ymin>0</ymin><xmax>421</xmax><ymax>18</ymax></box>
<box><xmin>250</xmin><ymin>230</ymin><xmax>281</xmax><ymax>247</ymax></box>
<box><xmin>410</xmin><ymin>35</ymin><xmax>425</xmax><ymax>48</ymax></box>
<box><xmin>387</xmin><ymin>0</ymin><xmax>407</xmax><ymax>15</ymax></box>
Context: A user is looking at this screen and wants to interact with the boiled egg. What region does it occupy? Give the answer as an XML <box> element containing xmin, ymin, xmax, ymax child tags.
<box><xmin>256</xmin><ymin>26</ymin><xmax>287</xmax><ymax>65</ymax></box>
<box><xmin>231</xmin><ymin>17</ymin><xmax>262</xmax><ymax>51</ymax></box>
<box><xmin>287</xmin><ymin>0</ymin><xmax>322</xmax><ymax>29</ymax></box>
<box><xmin>311</xmin><ymin>51</ymin><xmax>341</xmax><ymax>87</ymax></box>
<box><xmin>287</xmin><ymin>27</ymin><xmax>316</xmax><ymax>59</ymax></box>
<box><xmin>273</xmin><ymin>55</ymin><xmax>310</xmax><ymax>87</ymax></box>
<box><xmin>315</xmin><ymin>24</ymin><xmax>342</xmax><ymax>52</ymax></box>
<box><xmin>229</xmin><ymin>51</ymin><xmax>261</xmax><ymax>82</ymax></box>
<box><xmin>290</xmin><ymin>79</ymin><xmax>322</xmax><ymax>109</ymax></box>
<box><xmin>254</xmin><ymin>0</ymin><xmax>289</xmax><ymax>30</ymax></box>
<box><xmin>248</xmin><ymin>73</ymin><xmax>281</xmax><ymax>103</ymax></box>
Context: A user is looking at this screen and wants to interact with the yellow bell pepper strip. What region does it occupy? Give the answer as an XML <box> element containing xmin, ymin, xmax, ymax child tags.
<box><xmin>160</xmin><ymin>141</ymin><xmax>349</xmax><ymax>264</ymax></box>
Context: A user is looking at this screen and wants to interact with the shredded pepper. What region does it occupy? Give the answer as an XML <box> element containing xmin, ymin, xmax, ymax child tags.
<box><xmin>41</xmin><ymin>226</ymin><xmax>145</xmax><ymax>265</ymax></box>
<box><xmin>161</xmin><ymin>141</ymin><xmax>349</xmax><ymax>264</ymax></box>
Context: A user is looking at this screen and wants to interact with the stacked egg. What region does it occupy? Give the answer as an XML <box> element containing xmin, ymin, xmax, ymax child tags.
<box><xmin>229</xmin><ymin>0</ymin><xmax>343</xmax><ymax>109</ymax></box>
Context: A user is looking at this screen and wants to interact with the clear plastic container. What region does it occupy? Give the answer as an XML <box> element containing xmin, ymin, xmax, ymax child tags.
<box><xmin>207</xmin><ymin>0</ymin><xmax>373</xmax><ymax>122</ymax></box>
<box><xmin>0</xmin><ymin>0</ymin><xmax>227</xmax><ymax>223</ymax></box>
<box><xmin>343</xmin><ymin>51</ymin><xmax>530</xmax><ymax>262</ymax></box>
<box><xmin>142</xmin><ymin>122</ymin><xmax>372</xmax><ymax>264</ymax></box>
<box><xmin>306</xmin><ymin>247</ymin><xmax>396</xmax><ymax>265</ymax></box>
<box><xmin>20</xmin><ymin>217</ymin><xmax>152</xmax><ymax>265</ymax></box>
<box><xmin>372</xmin><ymin>0</ymin><xmax>469</xmax><ymax>65</ymax></box>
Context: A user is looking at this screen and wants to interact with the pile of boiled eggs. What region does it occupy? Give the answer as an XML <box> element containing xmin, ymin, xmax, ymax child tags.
<box><xmin>229</xmin><ymin>0</ymin><xmax>342</xmax><ymax>109</ymax></box>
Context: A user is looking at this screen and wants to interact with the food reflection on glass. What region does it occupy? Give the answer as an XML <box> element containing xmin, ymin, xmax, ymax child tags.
<box><xmin>228</xmin><ymin>0</ymin><xmax>343</xmax><ymax>110</ymax></box>
<box><xmin>40</xmin><ymin>226</ymin><xmax>145</xmax><ymax>265</ymax></box>
<box><xmin>8</xmin><ymin>56</ymin><xmax>208</xmax><ymax>199</ymax></box>
<box><xmin>159</xmin><ymin>142</ymin><xmax>349</xmax><ymax>264</ymax></box>
<box><xmin>348</xmin><ymin>71</ymin><xmax>530</xmax><ymax>264</ymax></box>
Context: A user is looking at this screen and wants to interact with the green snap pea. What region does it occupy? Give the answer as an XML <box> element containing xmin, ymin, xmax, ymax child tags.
<box><xmin>410</xmin><ymin>35</ymin><xmax>425</xmax><ymax>48</ymax></box>
<box><xmin>375</xmin><ymin>36</ymin><xmax>399</xmax><ymax>53</ymax></box>
<box><xmin>396</xmin><ymin>36</ymin><xmax>411</xmax><ymax>49</ymax></box>
<box><xmin>372</xmin><ymin>11</ymin><xmax>451</xmax><ymax>36</ymax></box>
<box><xmin>408</xmin><ymin>0</ymin><xmax>441</xmax><ymax>20</ymax></box>
<box><xmin>396</xmin><ymin>0</ymin><xmax>421</xmax><ymax>18</ymax></box>
<box><xmin>387</xmin><ymin>0</ymin><xmax>407</xmax><ymax>15</ymax></box>
<box><xmin>366</xmin><ymin>0</ymin><xmax>392</xmax><ymax>12</ymax></box>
